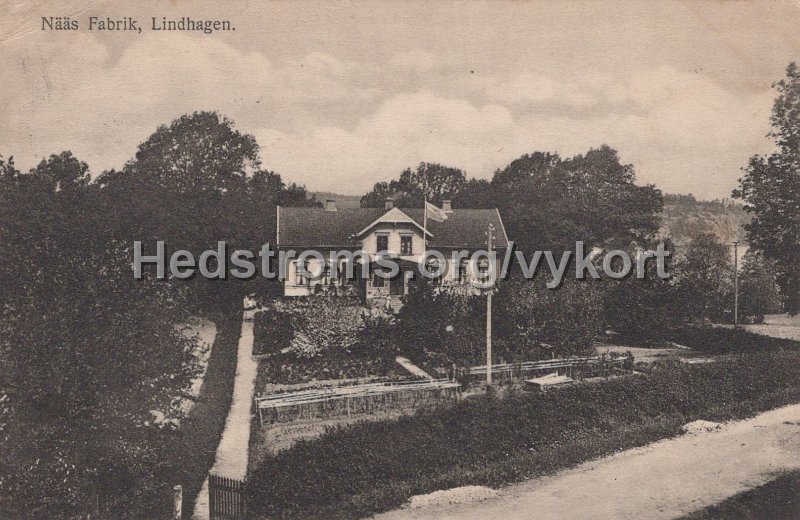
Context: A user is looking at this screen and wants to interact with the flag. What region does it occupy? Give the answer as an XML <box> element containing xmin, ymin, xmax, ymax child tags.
<box><xmin>425</xmin><ymin>201</ymin><xmax>448</xmax><ymax>222</ymax></box>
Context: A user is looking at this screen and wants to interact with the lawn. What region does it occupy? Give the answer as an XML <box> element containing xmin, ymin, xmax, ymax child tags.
<box><xmin>247</xmin><ymin>349</ymin><xmax>800</xmax><ymax>519</ymax></box>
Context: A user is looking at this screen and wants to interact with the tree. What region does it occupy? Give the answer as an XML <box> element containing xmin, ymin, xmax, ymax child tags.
<box><xmin>495</xmin><ymin>278</ymin><xmax>603</xmax><ymax>359</ymax></box>
<box><xmin>674</xmin><ymin>233</ymin><xmax>733</xmax><ymax>323</ymax></box>
<box><xmin>738</xmin><ymin>251</ymin><xmax>784</xmax><ymax>323</ymax></box>
<box><xmin>96</xmin><ymin>111</ymin><xmax>318</xmax><ymax>309</ymax></box>
<box><xmin>361</xmin><ymin>162</ymin><xmax>466</xmax><ymax>207</ymax></box>
<box><xmin>734</xmin><ymin>62</ymin><xmax>800</xmax><ymax>314</ymax></box>
<box><xmin>603</xmin><ymin>242</ymin><xmax>683</xmax><ymax>344</ymax></box>
<box><xmin>0</xmin><ymin>152</ymin><xmax>199</xmax><ymax>517</ymax></box>
<box><xmin>475</xmin><ymin>146</ymin><xmax>663</xmax><ymax>254</ymax></box>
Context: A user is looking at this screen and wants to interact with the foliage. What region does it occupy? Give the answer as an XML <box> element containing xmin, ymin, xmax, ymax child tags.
<box><xmin>682</xmin><ymin>469</ymin><xmax>800</xmax><ymax>520</ymax></box>
<box><xmin>253</xmin><ymin>310</ymin><xmax>295</xmax><ymax>356</ymax></box>
<box><xmin>666</xmin><ymin>325</ymin><xmax>799</xmax><ymax>354</ymax></box>
<box><xmin>674</xmin><ymin>233</ymin><xmax>733</xmax><ymax>323</ymax></box>
<box><xmin>0</xmin><ymin>111</ymin><xmax>319</xmax><ymax>517</ymax></box>
<box><xmin>360</xmin><ymin>162</ymin><xmax>466</xmax><ymax>208</ymax></box>
<box><xmin>394</xmin><ymin>281</ymin><xmax>486</xmax><ymax>364</ymax></box>
<box><xmin>738</xmin><ymin>251</ymin><xmax>784</xmax><ymax>322</ymax></box>
<box><xmin>452</xmin><ymin>147</ymin><xmax>663</xmax><ymax>253</ymax></box>
<box><xmin>248</xmin><ymin>350</ymin><xmax>800</xmax><ymax>519</ymax></box>
<box><xmin>734</xmin><ymin>62</ymin><xmax>800</xmax><ymax>314</ymax></box>
<box><xmin>603</xmin><ymin>244</ymin><xmax>683</xmax><ymax>344</ymax></box>
<box><xmin>0</xmin><ymin>153</ymin><xmax>203</xmax><ymax>518</ymax></box>
<box><xmin>495</xmin><ymin>278</ymin><xmax>604</xmax><ymax>358</ymax></box>
<box><xmin>276</xmin><ymin>294</ymin><xmax>368</xmax><ymax>358</ymax></box>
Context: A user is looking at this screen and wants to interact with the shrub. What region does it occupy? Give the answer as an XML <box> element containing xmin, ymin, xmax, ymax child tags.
<box><xmin>253</xmin><ymin>310</ymin><xmax>295</xmax><ymax>356</ymax></box>
<box><xmin>495</xmin><ymin>278</ymin><xmax>604</xmax><ymax>359</ymax></box>
<box><xmin>274</xmin><ymin>294</ymin><xmax>368</xmax><ymax>358</ymax></box>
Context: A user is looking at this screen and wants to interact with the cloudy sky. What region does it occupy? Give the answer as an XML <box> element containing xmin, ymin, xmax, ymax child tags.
<box><xmin>2</xmin><ymin>0</ymin><xmax>800</xmax><ymax>198</ymax></box>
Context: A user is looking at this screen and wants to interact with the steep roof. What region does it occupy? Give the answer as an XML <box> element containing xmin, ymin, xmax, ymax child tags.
<box><xmin>278</xmin><ymin>206</ymin><xmax>509</xmax><ymax>249</ymax></box>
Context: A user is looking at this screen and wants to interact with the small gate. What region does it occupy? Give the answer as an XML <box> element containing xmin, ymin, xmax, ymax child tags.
<box><xmin>208</xmin><ymin>474</ymin><xmax>247</xmax><ymax>519</ymax></box>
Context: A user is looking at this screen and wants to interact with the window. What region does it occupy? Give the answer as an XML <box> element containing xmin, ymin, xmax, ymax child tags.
<box><xmin>457</xmin><ymin>259</ymin><xmax>470</xmax><ymax>283</ymax></box>
<box><xmin>426</xmin><ymin>258</ymin><xmax>444</xmax><ymax>285</ymax></box>
<box><xmin>376</xmin><ymin>234</ymin><xmax>389</xmax><ymax>253</ymax></box>
<box><xmin>400</xmin><ymin>235</ymin><xmax>413</xmax><ymax>255</ymax></box>
<box><xmin>294</xmin><ymin>260</ymin><xmax>308</xmax><ymax>285</ymax></box>
<box><xmin>372</xmin><ymin>270</ymin><xmax>387</xmax><ymax>287</ymax></box>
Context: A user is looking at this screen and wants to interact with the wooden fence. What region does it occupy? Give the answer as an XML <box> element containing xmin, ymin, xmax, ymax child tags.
<box><xmin>208</xmin><ymin>474</ymin><xmax>246</xmax><ymax>520</ymax></box>
<box><xmin>255</xmin><ymin>378</ymin><xmax>460</xmax><ymax>426</ymax></box>
<box><xmin>468</xmin><ymin>354</ymin><xmax>632</xmax><ymax>380</ymax></box>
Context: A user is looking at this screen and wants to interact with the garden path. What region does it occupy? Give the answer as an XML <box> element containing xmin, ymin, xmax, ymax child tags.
<box><xmin>192</xmin><ymin>307</ymin><xmax>260</xmax><ymax>519</ymax></box>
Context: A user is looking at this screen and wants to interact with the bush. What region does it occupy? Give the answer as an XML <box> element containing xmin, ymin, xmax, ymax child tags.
<box><xmin>271</xmin><ymin>293</ymin><xmax>368</xmax><ymax>358</ymax></box>
<box><xmin>255</xmin><ymin>295</ymin><xmax>402</xmax><ymax>383</ymax></box>
<box><xmin>248</xmin><ymin>350</ymin><xmax>800</xmax><ymax>519</ymax></box>
<box><xmin>253</xmin><ymin>310</ymin><xmax>295</xmax><ymax>356</ymax></box>
<box><xmin>667</xmin><ymin>325</ymin><xmax>799</xmax><ymax>353</ymax></box>
<box><xmin>495</xmin><ymin>278</ymin><xmax>604</xmax><ymax>359</ymax></box>
<box><xmin>394</xmin><ymin>281</ymin><xmax>486</xmax><ymax>364</ymax></box>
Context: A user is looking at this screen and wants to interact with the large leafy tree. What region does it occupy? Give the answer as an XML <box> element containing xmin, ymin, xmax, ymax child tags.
<box><xmin>361</xmin><ymin>162</ymin><xmax>466</xmax><ymax>208</ymax></box>
<box><xmin>449</xmin><ymin>147</ymin><xmax>663</xmax><ymax>255</ymax></box>
<box><xmin>738</xmin><ymin>250</ymin><xmax>784</xmax><ymax>322</ymax></box>
<box><xmin>0</xmin><ymin>154</ymin><xmax>199</xmax><ymax>518</ymax></box>
<box><xmin>674</xmin><ymin>233</ymin><xmax>734</xmax><ymax>323</ymax></box>
<box><xmin>734</xmin><ymin>63</ymin><xmax>800</xmax><ymax>313</ymax></box>
<box><xmin>97</xmin><ymin>111</ymin><xmax>318</xmax><ymax>309</ymax></box>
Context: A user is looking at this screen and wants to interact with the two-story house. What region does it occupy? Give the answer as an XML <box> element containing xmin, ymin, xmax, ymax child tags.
<box><xmin>276</xmin><ymin>199</ymin><xmax>509</xmax><ymax>309</ymax></box>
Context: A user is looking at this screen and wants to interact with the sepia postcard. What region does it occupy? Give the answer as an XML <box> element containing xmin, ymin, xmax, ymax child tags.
<box><xmin>2</xmin><ymin>1</ymin><xmax>800</xmax><ymax>518</ymax></box>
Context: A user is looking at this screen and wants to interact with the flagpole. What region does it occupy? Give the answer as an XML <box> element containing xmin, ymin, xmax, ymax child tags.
<box><xmin>423</xmin><ymin>197</ymin><xmax>428</xmax><ymax>251</ymax></box>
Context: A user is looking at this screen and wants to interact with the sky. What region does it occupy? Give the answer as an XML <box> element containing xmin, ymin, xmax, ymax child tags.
<box><xmin>2</xmin><ymin>0</ymin><xmax>799</xmax><ymax>199</ymax></box>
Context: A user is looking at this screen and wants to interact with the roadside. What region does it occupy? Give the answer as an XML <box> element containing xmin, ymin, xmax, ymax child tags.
<box><xmin>376</xmin><ymin>404</ymin><xmax>800</xmax><ymax>520</ymax></box>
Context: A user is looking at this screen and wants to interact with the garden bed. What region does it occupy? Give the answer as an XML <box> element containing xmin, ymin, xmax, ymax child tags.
<box><xmin>247</xmin><ymin>349</ymin><xmax>800</xmax><ymax>519</ymax></box>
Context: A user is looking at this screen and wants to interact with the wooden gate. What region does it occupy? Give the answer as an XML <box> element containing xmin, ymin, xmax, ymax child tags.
<box><xmin>208</xmin><ymin>474</ymin><xmax>247</xmax><ymax>519</ymax></box>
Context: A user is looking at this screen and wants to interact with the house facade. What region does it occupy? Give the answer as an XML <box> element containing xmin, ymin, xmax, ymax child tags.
<box><xmin>276</xmin><ymin>199</ymin><xmax>509</xmax><ymax>309</ymax></box>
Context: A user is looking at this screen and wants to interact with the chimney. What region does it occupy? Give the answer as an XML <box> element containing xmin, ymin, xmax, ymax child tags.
<box><xmin>325</xmin><ymin>199</ymin><xmax>337</xmax><ymax>212</ymax></box>
<box><xmin>442</xmin><ymin>199</ymin><xmax>452</xmax><ymax>213</ymax></box>
<box><xmin>384</xmin><ymin>198</ymin><xmax>394</xmax><ymax>210</ymax></box>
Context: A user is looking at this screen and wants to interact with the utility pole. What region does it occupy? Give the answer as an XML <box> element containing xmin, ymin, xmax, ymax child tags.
<box><xmin>733</xmin><ymin>240</ymin><xmax>739</xmax><ymax>330</ymax></box>
<box><xmin>485</xmin><ymin>223</ymin><xmax>495</xmax><ymax>388</ymax></box>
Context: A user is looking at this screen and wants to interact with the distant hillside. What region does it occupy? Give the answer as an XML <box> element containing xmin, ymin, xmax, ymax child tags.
<box><xmin>659</xmin><ymin>194</ymin><xmax>749</xmax><ymax>247</ymax></box>
<box><xmin>313</xmin><ymin>191</ymin><xmax>750</xmax><ymax>247</ymax></box>
<box><xmin>311</xmin><ymin>192</ymin><xmax>362</xmax><ymax>209</ymax></box>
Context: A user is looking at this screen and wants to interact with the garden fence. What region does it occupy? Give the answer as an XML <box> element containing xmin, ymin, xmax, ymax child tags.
<box><xmin>255</xmin><ymin>378</ymin><xmax>460</xmax><ymax>425</ymax></box>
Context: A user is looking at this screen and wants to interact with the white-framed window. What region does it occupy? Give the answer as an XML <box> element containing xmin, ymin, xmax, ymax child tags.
<box><xmin>400</xmin><ymin>234</ymin><xmax>413</xmax><ymax>255</ymax></box>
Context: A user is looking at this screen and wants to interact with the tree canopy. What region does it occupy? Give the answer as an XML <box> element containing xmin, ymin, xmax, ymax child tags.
<box><xmin>734</xmin><ymin>62</ymin><xmax>800</xmax><ymax>313</ymax></box>
<box><xmin>360</xmin><ymin>162</ymin><xmax>466</xmax><ymax>208</ymax></box>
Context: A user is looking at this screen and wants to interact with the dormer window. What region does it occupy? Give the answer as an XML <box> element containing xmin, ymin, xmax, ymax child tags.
<box><xmin>400</xmin><ymin>235</ymin><xmax>413</xmax><ymax>255</ymax></box>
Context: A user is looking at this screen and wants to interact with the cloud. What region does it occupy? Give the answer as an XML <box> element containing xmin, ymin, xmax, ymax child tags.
<box><xmin>481</xmin><ymin>72</ymin><xmax>599</xmax><ymax>109</ymax></box>
<box><xmin>0</xmin><ymin>27</ymin><xmax>776</xmax><ymax>201</ymax></box>
<box><xmin>389</xmin><ymin>49</ymin><xmax>437</xmax><ymax>72</ymax></box>
<box><xmin>254</xmin><ymin>66</ymin><xmax>775</xmax><ymax>198</ymax></box>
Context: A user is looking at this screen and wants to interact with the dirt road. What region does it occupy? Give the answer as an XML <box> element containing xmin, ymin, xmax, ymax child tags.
<box><xmin>375</xmin><ymin>404</ymin><xmax>800</xmax><ymax>520</ymax></box>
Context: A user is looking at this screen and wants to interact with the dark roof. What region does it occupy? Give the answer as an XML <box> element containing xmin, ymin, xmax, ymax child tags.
<box><xmin>278</xmin><ymin>206</ymin><xmax>509</xmax><ymax>249</ymax></box>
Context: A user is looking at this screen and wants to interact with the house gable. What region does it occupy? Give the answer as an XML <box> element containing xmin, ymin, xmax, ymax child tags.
<box><xmin>354</xmin><ymin>207</ymin><xmax>432</xmax><ymax>238</ymax></box>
